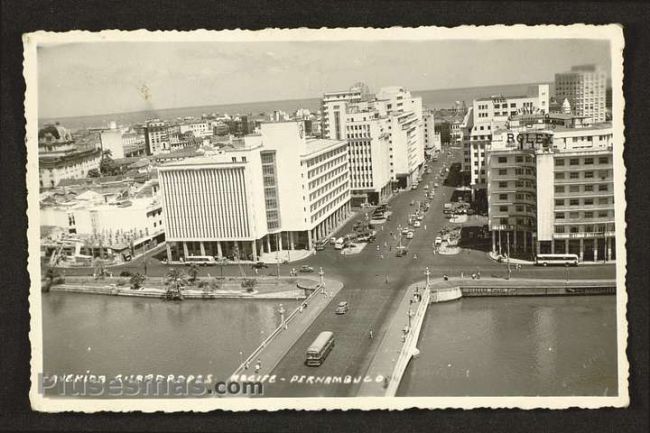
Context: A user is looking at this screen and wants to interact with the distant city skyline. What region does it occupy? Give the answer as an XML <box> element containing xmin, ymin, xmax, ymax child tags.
<box><xmin>38</xmin><ymin>39</ymin><xmax>611</xmax><ymax>118</ymax></box>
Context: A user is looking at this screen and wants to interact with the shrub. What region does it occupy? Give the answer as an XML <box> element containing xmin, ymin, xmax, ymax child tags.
<box><xmin>130</xmin><ymin>273</ymin><xmax>146</xmax><ymax>290</ymax></box>
<box><xmin>120</xmin><ymin>271</ymin><xmax>134</xmax><ymax>277</ymax></box>
<box><xmin>209</xmin><ymin>280</ymin><xmax>220</xmax><ymax>291</ymax></box>
<box><xmin>116</xmin><ymin>278</ymin><xmax>128</xmax><ymax>286</ymax></box>
<box><xmin>241</xmin><ymin>278</ymin><xmax>257</xmax><ymax>293</ymax></box>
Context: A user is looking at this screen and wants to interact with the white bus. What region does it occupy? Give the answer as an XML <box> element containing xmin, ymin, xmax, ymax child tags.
<box><xmin>334</xmin><ymin>237</ymin><xmax>345</xmax><ymax>250</ymax></box>
<box><xmin>184</xmin><ymin>256</ymin><xmax>217</xmax><ymax>266</ymax></box>
<box><xmin>306</xmin><ymin>331</ymin><xmax>335</xmax><ymax>366</ymax></box>
<box><xmin>535</xmin><ymin>254</ymin><xmax>579</xmax><ymax>266</ymax></box>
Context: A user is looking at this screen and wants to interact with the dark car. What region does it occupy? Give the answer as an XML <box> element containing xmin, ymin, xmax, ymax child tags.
<box><xmin>299</xmin><ymin>265</ymin><xmax>314</xmax><ymax>273</ymax></box>
<box><xmin>252</xmin><ymin>262</ymin><xmax>268</xmax><ymax>269</ymax></box>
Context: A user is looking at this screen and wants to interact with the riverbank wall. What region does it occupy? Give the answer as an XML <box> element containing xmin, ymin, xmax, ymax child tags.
<box><xmin>48</xmin><ymin>276</ymin><xmax>321</xmax><ymax>300</ymax></box>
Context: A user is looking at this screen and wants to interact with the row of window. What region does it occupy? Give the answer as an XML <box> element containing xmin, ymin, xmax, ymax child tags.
<box><xmin>554</xmin><ymin>223</ymin><xmax>613</xmax><ymax>234</ymax></box>
<box><xmin>310</xmin><ymin>186</ymin><xmax>349</xmax><ymax>222</ymax></box>
<box><xmin>555</xmin><ymin>197</ymin><xmax>611</xmax><ymax>207</ymax></box>
<box><xmin>555</xmin><ymin>210</ymin><xmax>613</xmax><ymax>220</ymax></box>
<box><xmin>554</xmin><ymin>184</ymin><xmax>609</xmax><ymax>193</ymax></box>
<box><xmin>555</xmin><ymin>170</ymin><xmax>610</xmax><ymax>180</ymax></box>
<box><xmin>307</xmin><ymin>154</ymin><xmax>347</xmax><ymax>179</ymax></box>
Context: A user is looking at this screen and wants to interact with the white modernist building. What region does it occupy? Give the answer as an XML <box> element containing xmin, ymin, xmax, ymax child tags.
<box><xmin>158</xmin><ymin>122</ymin><xmax>351</xmax><ymax>262</ymax></box>
<box><xmin>555</xmin><ymin>64</ymin><xmax>607</xmax><ymax>124</ymax></box>
<box><xmin>321</xmin><ymin>84</ymin><xmax>426</xmax><ymax>199</ymax></box>
<box><xmin>486</xmin><ymin>114</ymin><xmax>615</xmax><ymax>262</ymax></box>
<box><xmin>463</xmin><ymin>84</ymin><xmax>550</xmax><ymax>189</ymax></box>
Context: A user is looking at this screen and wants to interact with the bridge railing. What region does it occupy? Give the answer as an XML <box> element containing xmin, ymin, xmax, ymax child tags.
<box><xmin>385</xmin><ymin>285</ymin><xmax>431</xmax><ymax>396</ymax></box>
<box><xmin>231</xmin><ymin>284</ymin><xmax>323</xmax><ymax>377</ymax></box>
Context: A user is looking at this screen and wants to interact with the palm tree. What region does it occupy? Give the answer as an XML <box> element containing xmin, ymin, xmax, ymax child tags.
<box><xmin>164</xmin><ymin>268</ymin><xmax>187</xmax><ymax>300</ymax></box>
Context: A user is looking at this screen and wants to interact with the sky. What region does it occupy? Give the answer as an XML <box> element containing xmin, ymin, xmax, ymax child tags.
<box><xmin>37</xmin><ymin>39</ymin><xmax>611</xmax><ymax>118</ymax></box>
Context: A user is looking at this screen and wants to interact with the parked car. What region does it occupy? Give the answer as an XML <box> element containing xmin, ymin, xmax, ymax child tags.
<box><xmin>315</xmin><ymin>241</ymin><xmax>326</xmax><ymax>251</ymax></box>
<box><xmin>406</xmin><ymin>231</ymin><xmax>415</xmax><ymax>239</ymax></box>
<box><xmin>335</xmin><ymin>301</ymin><xmax>349</xmax><ymax>315</ymax></box>
<box><xmin>396</xmin><ymin>246</ymin><xmax>408</xmax><ymax>257</ymax></box>
<box><xmin>299</xmin><ymin>265</ymin><xmax>314</xmax><ymax>273</ymax></box>
<box><xmin>435</xmin><ymin>236</ymin><xmax>443</xmax><ymax>246</ymax></box>
<box><xmin>402</xmin><ymin>228</ymin><xmax>410</xmax><ymax>235</ymax></box>
<box><xmin>252</xmin><ymin>262</ymin><xmax>268</xmax><ymax>269</ymax></box>
<box><xmin>413</xmin><ymin>221</ymin><xmax>421</xmax><ymax>228</ymax></box>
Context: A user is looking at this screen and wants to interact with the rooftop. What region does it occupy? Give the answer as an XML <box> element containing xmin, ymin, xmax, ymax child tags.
<box><xmin>303</xmin><ymin>138</ymin><xmax>346</xmax><ymax>156</ymax></box>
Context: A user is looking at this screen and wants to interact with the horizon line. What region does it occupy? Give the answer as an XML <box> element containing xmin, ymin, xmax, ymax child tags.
<box><xmin>40</xmin><ymin>81</ymin><xmax>558</xmax><ymax>122</ymax></box>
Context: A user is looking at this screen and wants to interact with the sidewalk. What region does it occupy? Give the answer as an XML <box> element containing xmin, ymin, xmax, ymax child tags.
<box><xmin>230</xmin><ymin>278</ymin><xmax>343</xmax><ymax>380</ymax></box>
<box><xmin>357</xmin><ymin>281</ymin><xmax>429</xmax><ymax>396</ymax></box>
<box><xmin>487</xmin><ymin>251</ymin><xmax>616</xmax><ymax>266</ymax></box>
<box><xmin>258</xmin><ymin>249</ymin><xmax>313</xmax><ymax>264</ymax></box>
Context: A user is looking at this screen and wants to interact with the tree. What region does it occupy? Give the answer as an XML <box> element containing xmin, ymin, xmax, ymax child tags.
<box><xmin>99</xmin><ymin>150</ymin><xmax>118</xmax><ymax>176</ymax></box>
<box><xmin>164</xmin><ymin>268</ymin><xmax>187</xmax><ymax>300</ymax></box>
<box><xmin>188</xmin><ymin>264</ymin><xmax>199</xmax><ymax>284</ymax></box>
<box><xmin>88</xmin><ymin>168</ymin><xmax>101</xmax><ymax>178</ymax></box>
<box><xmin>129</xmin><ymin>272</ymin><xmax>146</xmax><ymax>290</ymax></box>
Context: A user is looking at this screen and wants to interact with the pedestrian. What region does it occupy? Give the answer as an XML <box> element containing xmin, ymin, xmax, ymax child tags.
<box><xmin>143</xmin><ymin>260</ymin><xmax>148</xmax><ymax>276</ymax></box>
<box><xmin>472</xmin><ymin>273</ymin><xmax>476</xmax><ymax>280</ymax></box>
<box><xmin>255</xmin><ymin>359</ymin><xmax>261</xmax><ymax>373</ymax></box>
<box><xmin>461</xmin><ymin>271</ymin><xmax>464</xmax><ymax>279</ymax></box>
<box><xmin>369</xmin><ymin>329</ymin><xmax>374</xmax><ymax>340</ymax></box>
<box><xmin>413</xmin><ymin>254</ymin><xmax>418</xmax><ymax>260</ymax></box>
<box><xmin>385</xmin><ymin>274</ymin><xmax>389</xmax><ymax>284</ymax></box>
<box><xmin>424</xmin><ymin>224</ymin><xmax>427</xmax><ymax>231</ymax></box>
<box><xmin>477</xmin><ymin>271</ymin><xmax>481</xmax><ymax>279</ymax></box>
<box><xmin>380</xmin><ymin>254</ymin><xmax>384</xmax><ymax>260</ymax></box>
<box><xmin>389</xmin><ymin>245</ymin><xmax>392</xmax><ymax>252</ymax></box>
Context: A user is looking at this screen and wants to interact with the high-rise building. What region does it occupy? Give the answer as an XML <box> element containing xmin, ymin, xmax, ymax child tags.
<box><xmin>462</xmin><ymin>84</ymin><xmax>550</xmax><ymax>188</ymax></box>
<box><xmin>555</xmin><ymin>65</ymin><xmax>607</xmax><ymax>124</ymax></box>
<box><xmin>158</xmin><ymin>122</ymin><xmax>351</xmax><ymax>261</ymax></box>
<box><xmin>144</xmin><ymin>120</ymin><xmax>170</xmax><ymax>155</ymax></box>
<box><xmin>486</xmin><ymin>114</ymin><xmax>615</xmax><ymax>262</ymax></box>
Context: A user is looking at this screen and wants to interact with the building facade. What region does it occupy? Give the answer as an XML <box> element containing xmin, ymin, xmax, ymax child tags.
<box><xmin>38</xmin><ymin>124</ymin><xmax>102</xmax><ymax>188</ymax></box>
<box><xmin>158</xmin><ymin>122</ymin><xmax>351</xmax><ymax>262</ymax></box>
<box><xmin>487</xmin><ymin>121</ymin><xmax>615</xmax><ymax>262</ymax></box>
<box><xmin>555</xmin><ymin>64</ymin><xmax>607</xmax><ymax>124</ymax></box>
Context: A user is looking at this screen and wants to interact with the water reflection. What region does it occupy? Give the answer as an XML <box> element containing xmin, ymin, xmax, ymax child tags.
<box><xmin>398</xmin><ymin>296</ymin><xmax>617</xmax><ymax>396</ymax></box>
<box><xmin>42</xmin><ymin>293</ymin><xmax>298</xmax><ymax>380</ymax></box>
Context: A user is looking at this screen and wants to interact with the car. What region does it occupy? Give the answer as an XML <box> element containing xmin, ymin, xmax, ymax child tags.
<box><xmin>434</xmin><ymin>183</ymin><xmax>439</xmax><ymax>188</ymax></box>
<box><xmin>252</xmin><ymin>262</ymin><xmax>268</xmax><ymax>269</ymax></box>
<box><xmin>299</xmin><ymin>265</ymin><xmax>314</xmax><ymax>273</ymax></box>
<box><xmin>330</xmin><ymin>237</ymin><xmax>337</xmax><ymax>245</ymax></box>
<box><xmin>335</xmin><ymin>301</ymin><xmax>349</xmax><ymax>315</ymax></box>
<box><xmin>435</xmin><ymin>236</ymin><xmax>443</xmax><ymax>246</ymax></box>
<box><xmin>315</xmin><ymin>242</ymin><xmax>326</xmax><ymax>251</ymax></box>
<box><xmin>396</xmin><ymin>246</ymin><xmax>408</xmax><ymax>257</ymax></box>
<box><xmin>402</xmin><ymin>228</ymin><xmax>410</xmax><ymax>235</ymax></box>
<box><xmin>406</xmin><ymin>231</ymin><xmax>415</xmax><ymax>239</ymax></box>
<box><xmin>417</xmin><ymin>214</ymin><xmax>424</xmax><ymax>221</ymax></box>
<box><xmin>410</xmin><ymin>200</ymin><xmax>415</xmax><ymax>206</ymax></box>
<box><xmin>413</xmin><ymin>221</ymin><xmax>421</xmax><ymax>228</ymax></box>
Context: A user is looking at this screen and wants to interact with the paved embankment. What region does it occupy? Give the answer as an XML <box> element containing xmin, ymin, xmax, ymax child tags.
<box><xmin>48</xmin><ymin>276</ymin><xmax>320</xmax><ymax>300</ymax></box>
<box><xmin>229</xmin><ymin>278</ymin><xmax>343</xmax><ymax>384</ymax></box>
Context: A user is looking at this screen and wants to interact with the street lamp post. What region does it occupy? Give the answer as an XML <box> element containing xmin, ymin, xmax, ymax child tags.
<box><xmin>506</xmin><ymin>231</ymin><xmax>512</xmax><ymax>280</ymax></box>
<box><xmin>425</xmin><ymin>266</ymin><xmax>430</xmax><ymax>287</ymax></box>
<box><xmin>278</xmin><ymin>303</ymin><xmax>286</xmax><ymax>329</ymax></box>
<box><xmin>565</xmin><ymin>263</ymin><xmax>569</xmax><ymax>285</ymax></box>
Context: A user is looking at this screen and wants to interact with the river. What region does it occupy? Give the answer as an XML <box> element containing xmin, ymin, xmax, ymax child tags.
<box><xmin>42</xmin><ymin>293</ymin><xmax>298</xmax><ymax>382</ymax></box>
<box><xmin>398</xmin><ymin>296</ymin><xmax>618</xmax><ymax>396</ymax></box>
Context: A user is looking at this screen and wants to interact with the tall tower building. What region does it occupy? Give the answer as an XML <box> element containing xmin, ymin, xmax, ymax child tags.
<box><xmin>555</xmin><ymin>65</ymin><xmax>607</xmax><ymax>123</ymax></box>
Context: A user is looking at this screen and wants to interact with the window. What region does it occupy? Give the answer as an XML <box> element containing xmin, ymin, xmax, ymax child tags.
<box><xmin>584</xmin><ymin>171</ymin><xmax>594</xmax><ymax>178</ymax></box>
<box><xmin>555</xmin><ymin>172</ymin><xmax>565</xmax><ymax>179</ymax></box>
<box><xmin>569</xmin><ymin>158</ymin><xmax>579</xmax><ymax>166</ymax></box>
<box><xmin>598</xmin><ymin>184</ymin><xmax>608</xmax><ymax>191</ymax></box>
<box><xmin>598</xmin><ymin>211</ymin><xmax>609</xmax><ymax>218</ymax></box>
<box><xmin>598</xmin><ymin>156</ymin><xmax>609</xmax><ymax>164</ymax></box>
<box><xmin>498</xmin><ymin>156</ymin><xmax>507</xmax><ymax>163</ymax></box>
<box><xmin>499</xmin><ymin>194</ymin><xmax>508</xmax><ymax>200</ymax></box>
<box><xmin>498</xmin><ymin>181</ymin><xmax>508</xmax><ymax>188</ymax></box>
<box><xmin>555</xmin><ymin>185</ymin><xmax>565</xmax><ymax>193</ymax></box>
<box><xmin>570</xmin><ymin>199</ymin><xmax>579</xmax><ymax>206</ymax></box>
<box><xmin>556</xmin><ymin>212</ymin><xmax>565</xmax><ymax>219</ymax></box>
<box><xmin>598</xmin><ymin>197</ymin><xmax>609</xmax><ymax>205</ymax></box>
<box><xmin>569</xmin><ymin>185</ymin><xmax>580</xmax><ymax>192</ymax></box>
<box><xmin>584</xmin><ymin>184</ymin><xmax>594</xmax><ymax>192</ymax></box>
<box><xmin>569</xmin><ymin>172</ymin><xmax>579</xmax><ymax>179</ymax></box>
<box><xmin>499</xmin><ymin>205</ymin><xmax>508</xmax><ymax>212</ymax></box>
<box><xmin>555</xmin><ymin>199</ymin><xmax>565</xmax><ymax>206</ymax></box>
<box><xmin>516</xmin><ymin>156</ymin><xmax>523</xmax><ymax>163</ymax></box>
<box><xmin>584</xmin><ymin>198</ymin><xmax>594</xmax><ymax>205</ymax></box>
<box><xmin>584</xmin><ymin>212</ymin><xmax>594</xmax><ymax>218</ymax></box>
<box><xmin>498</xmin><ymin>169</ymin><xmax>507</xmax><ymax>175</ymax></box>
<box><xmin>556</xmin><ymin>159</ymin><xmax>565</xmax><ymax>166</ymax></box>
<box><xmin>584</xmin><ymin>157</ymin><xmax>594</xmax><ymax>165</ymax></box>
